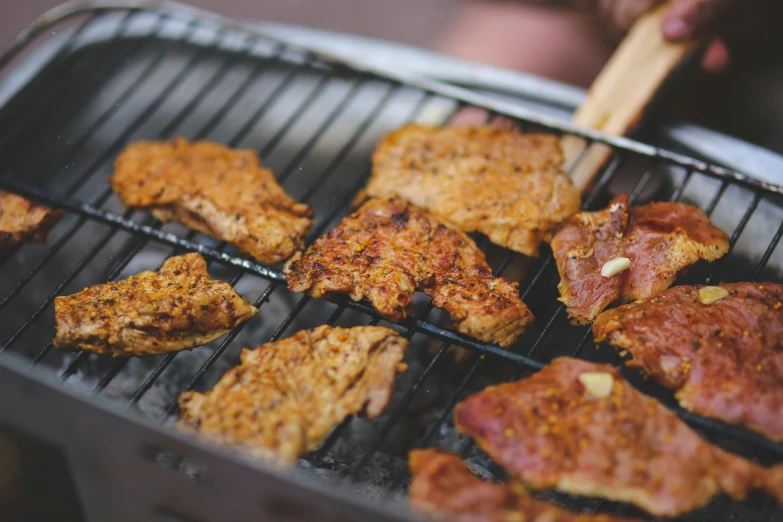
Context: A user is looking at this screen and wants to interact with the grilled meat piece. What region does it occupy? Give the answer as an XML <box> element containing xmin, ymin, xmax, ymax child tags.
<box><xmin>454</xmin><ymin>357</ymin><xmax>783</xmax><ymax>517</ymax></box>
<box><xmin>409</xmin><ymin>449</ymin><xmax>639</xmax><ymax>522</ymax></box>
<box><xmin>54</xmin><ymin>253</ymin><xmax>257</xmax><ymax>356</ymax></box>
<box><xmin>178</xmin><ymin>325</ymin><xmax>406</xmax><ymax>465</ymax></box>
<box><xmin>285</xmin><ymin>198</ymin><xmax>534</xmax><ymax>347</ymax></box>
<box><xmin>551</xmin><ymin>194</ymin><xmax>729</xmax><ymax>324</ymax></box>
<box><xmin>623</xmin><ymin>199</ymin><xmax>729</xmax><ymax>300</ymax></box>
<box><xmin>365</xmin><ymin>125</ymin><xmax>581</xmax><ymax>257</ymax></box>
<box><xmin>594</xmin><ymin>282</ymin><xmax>783</xmax><ymax>442</ymax></box>
<box><xmin>551</xmin><ymin>194</ymin><xmax>629</xmax><ymax>324</ymax></box>
<box><xmin>0</xmin><ymin>189</ymin><xmax>62</xmax><ymax>252</ymax></box>
<box><xmin>112</xmin><ymin>138</ymin><xmax>313</xmax><ymax>264</ymax></box>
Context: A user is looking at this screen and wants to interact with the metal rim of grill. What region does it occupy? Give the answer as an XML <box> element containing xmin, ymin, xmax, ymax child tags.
<box><xmin>0</xmin><ymin>1</ymin><xmax>781</xmax><ymax>521</ymax></box>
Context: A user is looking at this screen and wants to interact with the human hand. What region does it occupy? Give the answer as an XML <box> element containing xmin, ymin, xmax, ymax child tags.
<box><xmin>595</xmin><ymin>0</ymin><xmax>732</xmax><ymax>72</ymax></box>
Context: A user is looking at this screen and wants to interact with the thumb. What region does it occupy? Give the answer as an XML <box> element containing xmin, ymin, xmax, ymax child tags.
<box><xmin>663</xmin><ymin>0</ymin><xmax>731</xmax><ymax>41</ymax></box>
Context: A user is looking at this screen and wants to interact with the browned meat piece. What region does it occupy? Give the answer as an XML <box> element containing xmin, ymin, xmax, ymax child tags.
<box><xmin>551</xmin><ymin>194</ymin><xmax>729</xmax><ymax>324</ymax></box>
<box><xmin>285</xmin><ymin>198</ymin><xmax>534</xmax><ymax>347</ymax></box>
<box><xmin>365</xmin><ymin>125</ymin><xmax>581</xmax><ymax>257</ymax></box>
<box><xmin>0</xmin><ymin>189</ymin><xmax>62</xmax><ymax>252</ymax></box>
<box><xmin>594</xmin><ymin>282</ymin><xmax>783</xmax><ymax>442</ymax></box>
<box><xmin>53</xmin><ymin>253</ymin><xmax>257</xmax><ymax>357</ymax></box>
<box><xmin>409</xmin><ymin>449</ymin><xmax>639</xmax><ymax>522</ymax></box>
<box><xmin>112</xmin><ymin>138</ymin><xmax>313</xmax><ymax>264</ymax></box>
<box><xmin>178</xmin><ymin>325</ymin><xmax>406</xmax><ymax>465</ymax></box>
<box><xmin>454</xmin><ymin>357</ymin><xmax>783</xmax><ymax>517</ymax></box>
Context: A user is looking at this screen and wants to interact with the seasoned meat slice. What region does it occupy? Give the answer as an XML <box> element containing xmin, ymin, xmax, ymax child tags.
<box><xmin>454</xmin><ymin>357</ymin><xmax>783</xmax><ymax>517</ymax></box>
<box><xmin>551</xmin><ymin>194</ymin><xmax>729</xmax><ymax>324</ymax></box>
<box><xmin>53</xmin><ymin>253</ymin><xmax>257</xmax><ymax>357</ymax></box>
<box><xmin>409</xmin><ymin>449</ymin><xmax>639</xmax><ymax>522</ymax></box>
<box><xmin>0</xmin><ymin>189</ymin><xmax>62</xmax><ymax>252</ymax></box>
<box><xmin>551</xmin><ymin>194</ymin><xmax>629</xmax><ymax>325</ymax></box>
<box><xmin>112</xmin><ymin>138</ymin><xmax>313</xmax><ymax>264</ymax></box>
<box><xmin>594</xmin><ymin>282</ymin><xmax>783</xmax><ymax>442</ymax></box>
<box><xmin>366</xmin><ymin>125</ymin><xmax>581</xmax><ymax>257</ymax></box>
<box><xmin>178</xmin><ymin>325</ymin><xmax>406</xmax><ymax>465</ymax></box>
<box><xmin>285</xmin><ymin>198</ymin><xmax>534</xmax><ymax>347</ymax></box>
<box><xmin>624</xmin><ymin>200</ymin><xmax>729</xmax><ymax>301</ymax></box>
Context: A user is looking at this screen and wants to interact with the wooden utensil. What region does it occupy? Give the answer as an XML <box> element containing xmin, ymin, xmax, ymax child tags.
<box><xmin>563</xmin><ymin>2</ymin><xmax>699</xmax><ymax>194</ymax></box>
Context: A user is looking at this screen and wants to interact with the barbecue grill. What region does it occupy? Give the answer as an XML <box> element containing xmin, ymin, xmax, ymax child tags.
<box><xmin>1</xmin><ymin>2</ymin><xmax>782</xmax><ymax>521</ymax></box>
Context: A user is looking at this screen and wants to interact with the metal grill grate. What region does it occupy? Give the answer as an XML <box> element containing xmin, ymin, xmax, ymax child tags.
<box><xmin>1</xmin><ymin>3</ymin><xmax>782</xmax><ymax>521</ymax></box>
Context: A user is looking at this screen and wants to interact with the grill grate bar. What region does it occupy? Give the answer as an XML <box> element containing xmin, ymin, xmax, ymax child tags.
<box><xmin>7</xmin><ymin>15</ymin><xmax>171</xmax><ymax>183</ymax></box>
<box><xmin>0</xmin><ymin>13</ymin><xmax>116</xmax><ymax>157</ymax></box>
<box><xmin>706</xmin><ymin>191</ymin><xmax>762</xmax><ymax>284</ymax></box>
<box><xmin>627</xmin><ymin>168</ymin><xmax>654</xmax><ymax>203</ymax></box>
<box><xmin>703</xmin><ymin>181</ymin><xmax>729</xmax><ymax>217</ymax></box>
<box><xmin>92</xmin><ymin>358</ymin><xmax>129</xmax><ymax>394</ymax></box>
<box><xmin>298</xmin><ymin>86</ymin><xmax>401</xmax><ymax>201</ymax></box>
<box><xmin>526</xmin><ymin>306</ymin><xmax>566</xmax><ymax>359</ymax></box>
<box><xmin>157</xmin><ymin>39</ymin><xmax>271</xmax><ymax>142</ymax></box>
<box><xmin>670</xmin><ymin>170</ymin><xmax>695</xmax><ymax>202</ymax></box>
<box><xmin>236</xmin><ymin>61</ymin><xmax>328</xmax><ymax>153</ymax></box>
<box><xmin>417</xmin><ymin>352</ymin><xmax>482</xmax><ymax>450</ymax></box>
<box><xmin>753</xmin><ymin>221</ymin><xmax>783</xmax><ymax>281</ymax></box>
<box><xmin>221</xmin><ymin>57</ymin><xmax>331</xmax><ymax>151</ymax></box>
<box><xmin>568</xmin><ymin>327</ymin><xmax>595</xmax><ymax>358</ymax></box>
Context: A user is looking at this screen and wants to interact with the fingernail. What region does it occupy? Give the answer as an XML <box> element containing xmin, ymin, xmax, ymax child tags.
<box><xmin>663</xmin><ymin>18</ymin><xmax>691</xmax><ymax>40</ymax></box>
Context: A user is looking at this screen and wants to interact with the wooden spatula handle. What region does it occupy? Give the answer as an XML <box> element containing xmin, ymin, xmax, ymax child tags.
<box><xmin>564</xmin><ymin>1</ymin><xmax>699</xmax><ymax>194</ymax></box>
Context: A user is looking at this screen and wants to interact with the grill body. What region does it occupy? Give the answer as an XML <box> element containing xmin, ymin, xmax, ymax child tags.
<box><xmin>0</xmin><ymin>2</ymin><xmax>781</xmax><ymax>521</ymax></box>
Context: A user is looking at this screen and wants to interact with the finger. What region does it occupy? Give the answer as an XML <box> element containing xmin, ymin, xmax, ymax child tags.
<box><xmin>663</xmin><ymin>0</ymin><xmax>731</xmax><ymax>41</ymax></box>
<box><xmin>700</xmin><ymin>37</ymin><xmax>730</xmax><ymax>73</ymax></box>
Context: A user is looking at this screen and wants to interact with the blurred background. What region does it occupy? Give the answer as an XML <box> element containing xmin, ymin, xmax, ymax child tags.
<box><xmin>0</xmin><ymin>0</ymin><xmax>459</xmax><ymax>49</ymax></box>
<box><xmin>0</xmin><ymin>0</ymin><xmax>782</xmax><ymax>152</ymax></box>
